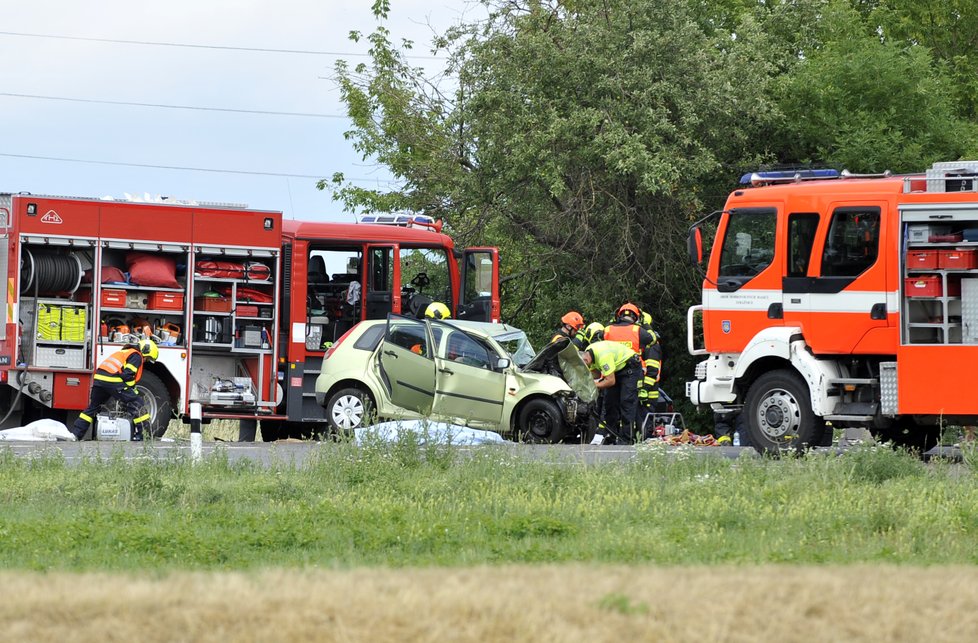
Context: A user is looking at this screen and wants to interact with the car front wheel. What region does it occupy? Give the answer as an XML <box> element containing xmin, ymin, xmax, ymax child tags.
<box><xmin>325</xmin><ymin>387</ymin><xmax>373</xmax><ymax>433</ymax></box>
<box><xmin>514</xmin><ymin>398</ymin><xmax>565</xmax><ymax>443</ymax></box>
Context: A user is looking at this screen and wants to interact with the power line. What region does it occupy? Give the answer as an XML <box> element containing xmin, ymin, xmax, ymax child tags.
<box><xmin>0</xmin><ymin>30</ymin><xmax>442</xmax><ymax>60</ymax></box>
<box><xmin>0</xmin><ymin>152</ymin><xmax>397</xmax><ymax>183</ymax></box>
<box><xmin>0</xmin><ymin>92</ymin><xmax>347</xmax><ymax>118</ymax></box>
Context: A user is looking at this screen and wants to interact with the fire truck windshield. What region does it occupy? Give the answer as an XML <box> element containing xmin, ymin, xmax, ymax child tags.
<box><xmin>719</xmin><ymin>208</ymin><xmax>776</xmax><ymax>280</ymax></box>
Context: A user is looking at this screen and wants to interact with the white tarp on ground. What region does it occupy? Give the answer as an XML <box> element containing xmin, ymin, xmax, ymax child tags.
<box><xmin>0</xmin><ymin>419</ymin><xmax>76</xmax><ymax>441</ymax></box>
<box><xmin>354</xmin><ymin>421</ymin><xmax>509</xmax><ymax>446</ymax></box>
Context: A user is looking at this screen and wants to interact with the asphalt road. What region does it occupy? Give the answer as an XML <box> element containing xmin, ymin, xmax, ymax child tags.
<box><xmin>1</xmin><ymin>440</ymin><xmax>961</xmax><ymax>466</ymax></box>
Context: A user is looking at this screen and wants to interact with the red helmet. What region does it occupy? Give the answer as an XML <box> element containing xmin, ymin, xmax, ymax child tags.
<box><xmin>560</xmin><ymin>311</ymin><xmax>585</xmax><ymax>331</ymax></box>
<box><xmin>616</xmin><ymin>303</ymin><xmax>640</xmax><ymax>322</ymax></box>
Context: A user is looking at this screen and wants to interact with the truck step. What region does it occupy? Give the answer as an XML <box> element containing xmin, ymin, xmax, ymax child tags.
<box><xmin>824</xmin><ymin>414</ymin><xmax>875</xmax><ymax>422</ymax></box>
<box><xmin>827</xmin><ymin>378</ymin><xmax>877</xmax><ymax>386</ymax></box>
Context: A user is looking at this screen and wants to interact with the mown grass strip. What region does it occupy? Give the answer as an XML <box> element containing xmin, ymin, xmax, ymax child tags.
<box><xmin>1</xmin><ymin>441</ymin><xmax>977</xmax><ymax>571</ymax></box>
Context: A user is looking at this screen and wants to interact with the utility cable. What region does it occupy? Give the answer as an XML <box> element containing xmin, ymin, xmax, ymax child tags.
<box><xmin>0</xmin><ymin>30</ymin><xmax>442</xmax><ymax>60</ymax></box>
<box><xmin>0</xmin><ymin>152</ymin><xmax>397</xmax><ymax>183</ymax></box>
<box><xmin>0</xmin><ymin>92</ymin><xmax>347</xmax><ymax>118</ymax></box>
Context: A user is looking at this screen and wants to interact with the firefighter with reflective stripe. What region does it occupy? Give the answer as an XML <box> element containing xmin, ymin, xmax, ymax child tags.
<box><xmin>71</xmin><ymin>339</ymin><xmax>159</xmax><ymax>441</ymax></box>
<box><xmin>637</xmin><ymin>310</ymin><xmax>664</xmax><ymax>434</ymax></box>
<box><xmin>582</xmin><ymin>340</ymin><xmax>642</xmax><ymax>445</ymax></box>
<box><xmin>552</xmin><ymin>311</ymin><xmax>585</xmax><ymax>348</ymax></box>
<box><xmin>576</xmin><ymin>321</ymin><xmax>605</xmax><ymax>351</ymax></box>
<box><xmin>603</xmin><ymin>303</ymin><xmax>657</xmax><ymax>432</ymax></box>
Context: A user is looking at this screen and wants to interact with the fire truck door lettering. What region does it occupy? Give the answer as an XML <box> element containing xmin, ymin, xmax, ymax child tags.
<box><xmin>39</xmin><ymin>210</ymin><xmax>63</xmax><ymax>224</ymax></box>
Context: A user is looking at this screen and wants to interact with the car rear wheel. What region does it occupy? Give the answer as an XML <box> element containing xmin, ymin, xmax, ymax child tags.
<box><xmin>515</xmin><ymin>398</ymin><xmax>565</xmax><ymax>443</ymax></box>
<box><xmin>326</xmin><ymin>387</ymin><xmax>373</xmax><ymax>433</ymax></box>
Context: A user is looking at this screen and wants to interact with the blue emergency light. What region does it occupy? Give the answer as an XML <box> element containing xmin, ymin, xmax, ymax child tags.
<box><xmin>739</xmin><ymin>168</ymin><xmax>840</xmax><ymax>185</ymax></box>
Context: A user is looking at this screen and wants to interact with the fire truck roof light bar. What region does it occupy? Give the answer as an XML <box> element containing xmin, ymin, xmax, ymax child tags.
<box><xmin>360</xmin><ymin>214</ymin><xmax>443</xmax><ymax>232</ymax></box>
<box><xmin>739</xmin><ymin>168</ymin><xmax>840</xmax><ymax>186</ymax></box>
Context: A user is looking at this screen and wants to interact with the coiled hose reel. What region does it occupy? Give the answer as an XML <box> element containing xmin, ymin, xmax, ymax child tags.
<box><xmin>20</xmin><ymin>248</ymin><xmax>83</xmax><ymax>295</ymax></box>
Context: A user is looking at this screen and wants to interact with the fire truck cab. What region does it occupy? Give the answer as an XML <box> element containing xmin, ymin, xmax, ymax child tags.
<box><xmin>0</xmin><ymin>194</ymin><xmax>499</xmax><ymax>440</ymax></box>
<box><xmin>686</xmin><ymin>161</ymin><xmax>978</xmax><ymax>452</ymax></box>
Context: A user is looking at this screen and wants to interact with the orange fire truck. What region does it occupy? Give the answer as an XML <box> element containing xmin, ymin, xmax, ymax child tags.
<box><xmin>0</xmin><ymin>193</ymin><xmax>499</xmax><ymax>440</ymax></box>
<box><xmin>686</xmin><ymin>161</ymin><xmax>978</xmax><ymax>452</ymax></box>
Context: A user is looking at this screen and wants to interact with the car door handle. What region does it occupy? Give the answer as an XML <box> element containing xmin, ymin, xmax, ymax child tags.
<box><xmin>383</xmin><ymin>350</ymin><xmax>398</xmax><ymax>358</ymax></box>
<box><xmin>439</xmin><ymin>367</ymin><xmax>454</xmax><ymax>375</ymax></box>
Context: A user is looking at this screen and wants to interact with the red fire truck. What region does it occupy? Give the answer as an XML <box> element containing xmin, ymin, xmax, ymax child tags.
<box><xmin>686</xmin><ymin>161</ymin><xmax>978</xmax><ymax>452</ymax></box>
<box><xmin>0</xmin><ymin>193</ymin><xmax>499</xmax><ymax>440</ymax></box>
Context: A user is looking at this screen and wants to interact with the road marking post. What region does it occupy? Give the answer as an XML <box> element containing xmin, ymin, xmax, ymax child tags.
<box><xmin>190</xmin><ymin>402</ymin><xmax>202</xmax><ymax>463</ymax></box>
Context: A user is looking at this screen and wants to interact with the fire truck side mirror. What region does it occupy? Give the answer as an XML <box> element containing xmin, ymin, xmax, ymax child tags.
<box><xmin>688</xmin><ymin>227</ymin><xmax>704</xmax><ymax>265</ymax></box>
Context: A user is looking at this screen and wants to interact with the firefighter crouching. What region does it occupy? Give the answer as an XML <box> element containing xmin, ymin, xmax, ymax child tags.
<box><xmin>582</xmin><ymin>340</ymin><xmax>642</xmax><ymax>445</ymax></box>
<box><xmin>70</xmin><ymin>339</ymin><xmax>159</xmax><ymax>441</ymax></box>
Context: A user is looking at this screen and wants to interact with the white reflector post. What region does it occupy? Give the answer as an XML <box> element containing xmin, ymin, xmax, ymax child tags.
<box><xmin>190</xmin><ymin>402</ymin><xmax>202</xmax><ymax>463</ymax></box>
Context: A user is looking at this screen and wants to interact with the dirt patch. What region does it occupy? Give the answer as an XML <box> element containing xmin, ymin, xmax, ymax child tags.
<box><xmin>2</xmin><ymin>565</ymin><xmax>977</xmax><ymax>642</ymax></box>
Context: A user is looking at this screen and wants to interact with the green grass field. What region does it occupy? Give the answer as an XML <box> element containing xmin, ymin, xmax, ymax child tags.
<box><xmin>2</xmin><ymin>440</ymin><xmax>977</xmax><ymax>571</ymax></box>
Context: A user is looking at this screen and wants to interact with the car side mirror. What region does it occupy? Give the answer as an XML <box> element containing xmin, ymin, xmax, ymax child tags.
<box><xmin>495</xmin><ymin>357</ymin><xmax>511</xmax><ymax>371</ymax></box>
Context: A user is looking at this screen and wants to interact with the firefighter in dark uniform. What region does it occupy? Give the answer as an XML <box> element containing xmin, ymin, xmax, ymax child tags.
<box><xmin>582</xmin><ymin>340</ymin><xmax>642</xmax><ymax>445</ymax></box>
<box><xmin>637</xmin><ymin>310</ymin><xmax>664</xmax><ymax>432</ymax></box>
<box><xmin>552</xmin><ymin>311</ymin><xmax>585</xmax><ymax>348</ymax></box>
<box><xmin>71</xmin><ymin>338</ymin><xmax>158</xmax><ymax>441</ymax></box>
<box><xmin>603</xmin><ymin>303</ymin><xmax>658</xmax><ymax>437</ymax></box>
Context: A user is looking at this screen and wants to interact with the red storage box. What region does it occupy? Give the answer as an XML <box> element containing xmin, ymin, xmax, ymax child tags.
<box><xmin>195</xmin><ymin>297</ymin><xmax>232</xmax><ymax>313</ymax></box>
<box><xmin>905</xmin><ymin>276</ymin><xmax>961</xmax><ymax>297</ymax></box>
<box><xmin>101</xmin><ymin>289</ymin><xmax>127</xmax><ymax>308</ymax></box>
<box><xmin>938</xmin><ymin>249</ymin><xmax>977</xmax><ymax>270</ymax></box>
<box><xmin>907</xmin><ymin>250</ymin><xmax>939</xmax><ymax>270</ymax></box>
<box><xmin>235</xmin><ymin>304</ymin><xmax>259</xmax><ymax>317</ymax></box>
<box><xmin>905</xmin><ymin>276</ymin><xmax>942</xmax><ymax>297</ymax></box>
<box><xmin>150</xmin><ymin>292</ymin><xmax>184</xmax><ymax>310</ymax></box>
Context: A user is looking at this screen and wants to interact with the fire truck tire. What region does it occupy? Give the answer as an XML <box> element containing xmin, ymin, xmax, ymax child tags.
<box><xmin>134</xmin><ymin>372</ymin><xmax>172</xmax><ymax>439</ymax></box>
<box><xmin>514</xmin><ymin>398</ymin><xmax>566</xmax><ymax>443</ymax></box>
<box><xmin>325</xmin><ymin>387</ymin><xmax>373</xmax><ymax>434</ymax></box>
<box><xmin>260</xmin><ymin>420</ymin><xmax>283</xmax><ymax>441</ymax></box>
<box><xmin>882</xmin><ymin>418</ymin><xmax>940</xmax><ymax>453</ymax></box>
<box><xmin>743</xmin><ymin>369</ymin><xmax>825</xmax><ymax>454</ymax></box>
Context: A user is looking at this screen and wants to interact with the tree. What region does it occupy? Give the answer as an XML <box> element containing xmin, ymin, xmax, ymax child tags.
<box><xmin>329</xmin><ymin>0</ymin><xmax>779</xmax><ymax>342</ymax></box>
<box><xmin>773</xmin><ymin>1</ymin><xmax>978</xmax><ymax>172</ymax></box>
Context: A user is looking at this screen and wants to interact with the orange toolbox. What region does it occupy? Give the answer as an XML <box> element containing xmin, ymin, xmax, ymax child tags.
<box><xmin>149</xmin><ymin>292</ymin><xmax>184</xmax><ymax>310</ymax></box>
<box><xmin>101</xmin><ymin>289</ymin><xmax>127</xmax><ymax>307</ymax></box>
<box><xmin>194</xmin><ymin>296</ymin><xmax>232</xmax><ymax>313</ymax></box>
<box><xmin>938</xmin><ymin>249</ymin><xmax>978</xmax><ymax>270</ymax></box>
<box><xmin>907</xmin><ymin>249</ymin><xmax>939</xmax><ymax>270</ymax></box>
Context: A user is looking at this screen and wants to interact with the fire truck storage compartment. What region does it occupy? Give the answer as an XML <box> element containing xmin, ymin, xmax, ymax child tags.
<box><xmin>96</xmin><ymin>241</ymin><xmax>190</xmax><ymax>348</ymax></box>
<box><xmin>902</xmin><ymin>209</ymin><xmax>978</xmax><ymax>345</ymax></box>
<box><xmin>18</xmin><ymin>238</ymin><xmax>92</xmax><ymax>368</ymax></box>
<box><xmin>189</xmin><ymin>246</ymin><xmax>278</xmax><ymax>409</ymax></box>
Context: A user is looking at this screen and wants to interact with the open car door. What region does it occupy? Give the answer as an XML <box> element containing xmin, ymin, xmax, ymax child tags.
<box><xmin>365</xmin><ymin>243</ymin><xmax>402</xmax><ymax>319</ymax></box>
<box><xmin>429</xmin><ymin>319</ymin><xmax>507</xmax><ymax>425</ymax></box>
<box><xmin>378</xmin><ymin>314</ymin><xmax>435</xmax><ymax>415</ymax></box>
<box><xmin>457</xmin><ymin>247</ymin><xmax>500</xmax><ymax>322</ymax></box>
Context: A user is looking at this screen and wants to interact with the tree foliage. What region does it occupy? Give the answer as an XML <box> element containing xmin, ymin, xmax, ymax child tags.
<box><xmin>325</xmin><ymin>0</ymin><xmax>978</xmax><ymax>411</ymax></box>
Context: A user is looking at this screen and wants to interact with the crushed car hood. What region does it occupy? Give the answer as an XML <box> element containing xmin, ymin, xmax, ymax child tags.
<box><xmin>522</xmin><ymin>337</ymin><xmax>598</xmax><ymax>404</ymax></box>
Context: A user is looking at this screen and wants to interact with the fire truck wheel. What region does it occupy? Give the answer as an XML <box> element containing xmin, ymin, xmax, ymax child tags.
<box><xmin>743</xmin><ymin>369</ymin><xmax>825</xmax><ymax>454</ymax></box>
<box><xmin>134</xmin><ymin>372</ymin><xmax>172</xmax><ymax>439</ymax></box>
<box><xmin>881</xmin><ymin>418</ymin><xmax>940</xmax><ymax>454</ymax></box>
<box><xmin>326</xmin><ymin>387</ymin><xmax>373</xmax><ymax>434</ymax></box>
<box><xmin>260</xmin><ymin>420</ymin><xmax>283</xmax><ymax>441</ymax></box>
<box><xmin>514</xmin><ymin>398</ymin><xmax>566</xmax><ymax>443</ymax></box>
